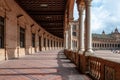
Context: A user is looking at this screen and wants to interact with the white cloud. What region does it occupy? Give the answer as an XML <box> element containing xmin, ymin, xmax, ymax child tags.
<box><xmin>74</xmin><ymin>0</ymin><xmax>120</xmax><ymax>33</ymax></box>
<box><xmin>91</xmin><ymin>0</ymin><xmax>120</xmax><ymax>33</ymax></box>
<box><xmin>92</xmin><ymin>0</ymin><xmax>102</xmax><ymax>3</ymax></box>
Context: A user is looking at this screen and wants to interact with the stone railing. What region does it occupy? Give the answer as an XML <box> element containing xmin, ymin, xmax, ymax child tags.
<box><xmin>88</xmin><ymin>56</ymin><xmax>120</xmax><ymax>80</ymax></box>
<box><xmin>64</xmin><ymin>49</ymin><xmax>120</xmax><ymax>80</ymax></box>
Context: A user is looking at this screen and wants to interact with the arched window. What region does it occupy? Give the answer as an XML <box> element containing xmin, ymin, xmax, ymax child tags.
<box><xmin>32</xmin><ymin>34</ymin><xmax>35</xmax><ymax>47</ymax></box>
<box><xmin>20</xmin><ymin>27</ymin><xmax>25</xmax><ymax>48</ymax></box>
<box><xmin>0</xmin><ymin>16</ymin><xmax>4</xmax><ymax>48</ymax></box>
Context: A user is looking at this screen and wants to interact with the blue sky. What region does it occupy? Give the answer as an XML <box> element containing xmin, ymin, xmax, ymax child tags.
<box><xmin>74</xmin><ymin>0</ymin><xmax>120</xmax><ymax>34</ymax></box>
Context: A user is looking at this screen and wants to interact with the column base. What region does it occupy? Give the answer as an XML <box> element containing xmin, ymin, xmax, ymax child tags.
<box><xmin>78</xmin><ymin>49</ymin><xmax>85</xmax><ymax>54</ymax></box>
<box><xmin>69</xmin><ymin>49</ymin><xmax>73</xmax><ymax>51</ymax></box>
<box><xmin>84</xmin><ymin>49</ymin><xmax>94</xmax><ymax>56</ymax></box>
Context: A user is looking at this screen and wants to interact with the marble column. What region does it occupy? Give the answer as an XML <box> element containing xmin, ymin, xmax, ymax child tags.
<box><xmin>78</xmin><ymin>5</ymin><xmax>85</xmax><ymax>53</ymax></box>
<box><xmin>65</xmin><ymin>31</ymin><xmax>68</xmax><ymax>49</ymax></box>
<box><xmin>65</xmin><ymin>30</ymin><xmax>68</xmax><ymax>49</ymax></box>
<box><xmin>85</xmin><ymin>0</ymin><xmax>93</xmax><ymax>55</ymax></box>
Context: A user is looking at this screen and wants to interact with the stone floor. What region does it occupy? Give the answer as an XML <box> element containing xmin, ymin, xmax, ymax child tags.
<box><xmin>0</xmin><ymin>50</ymin><xmax>91</xmax><ymax>80</ymax></box>
<box><xmin>94</xmin><ymin>50</ymin><xmax>120</xmax><ymax>63</ymax></box>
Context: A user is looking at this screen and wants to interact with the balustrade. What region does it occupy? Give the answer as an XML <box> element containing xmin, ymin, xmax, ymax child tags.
<box><xmin>64</xmin><ymin>50</ymin><xmax>120</xmax><ymax>80</ymax></box>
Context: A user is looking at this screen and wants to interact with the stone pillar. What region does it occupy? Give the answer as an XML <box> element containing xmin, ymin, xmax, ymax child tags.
<box><xmin>85</xmin><ymin>0</ymin><xmax>93</xmax><ymax>55</ymax></box>
<box><xmin>35</xmin><ymin>31</ymin><xmax>38</xmax><ymax>52</ymax></box>
<box><xmin>65</xmin><ymin>30</ymin><xmax>68</xmax><ymax>49</ymax></box>
<box><xmin>49</xmin><ymin>39</ymin><xmax>51</xmax><ymax>50</ymax></box>
<box><xmin>52</xmin><ymin>40</ymin><xmax>54</xmax><ymax>50</ymax></box>
<box><xmin>56</xmin><ymin>41</ymin><xmax>58</xmax><ymax>49</ymax></box>
<box><xmin>58</xmin><ymin>41</ymin><xmax>59</xmax><ymax>49</ymax></box>
<box><xmin>64</xmin><ymin>32</ymin><xmax>66</xmax><ymax>49</ymax></box>
<box><xmin>56</xmin><ymin>40</ymin><xmax>58</xmax><ymax>49</ymax></box>
<box><xmin>78</xmin><ymin>5</ymin><xmax>85</xmax><ymax>53</ymax></box>
<box><xmin>45</xmin><ymin>38</ymin><xmax>48</xmax><ymax>50</ymax></box>
<box><xmin>69</xmin><ymin>23</ymin><xmax>73</xmax><ymax>50</ymax></box>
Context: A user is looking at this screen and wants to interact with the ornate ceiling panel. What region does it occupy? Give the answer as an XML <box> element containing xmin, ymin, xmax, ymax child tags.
<box><xmin>15</xmin><ymin>0</ymin><xmax>68</xmax><ymax>38</ymax></box>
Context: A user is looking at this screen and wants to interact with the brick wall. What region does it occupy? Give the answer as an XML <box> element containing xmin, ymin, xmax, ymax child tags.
<box><xmin>0</xmin><ymin>0</ymin><xmax>63</xmax><ymax>61</ymax></box>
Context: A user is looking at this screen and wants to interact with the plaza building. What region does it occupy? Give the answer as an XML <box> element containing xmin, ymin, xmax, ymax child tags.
<box><xmin>92</xmin><ymin>28</ymin><xmax>120</xmax><ymax>50</ymax></box>
<box><xmin>70</xmin><ymin>20</ymin><xmax>120</xmax><ymax>51</ymax></box>
<box><xmin>0</xmin><ymin>0</ymin><xmax>120</xmax><ymax>80</ymax></box>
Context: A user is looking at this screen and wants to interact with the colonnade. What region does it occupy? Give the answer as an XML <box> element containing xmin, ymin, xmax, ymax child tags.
<box><xmin>64</xmin><ymin>0</ymin><xmax>93</xmax><ymax>55</ymax></box>
<box><xmin>0</xmin><ymin>0</ymin><xmax>64</xmax><ymax>61</ymax></box>
<box><xmin>41</xmin><ymin>35</ymin><xmax>63</xmax><ymax>51</ymax></box>
<box><xmin>93</xmin><ymin>43</ymin><xmax>120</xmax><ymax>50</ymax></box>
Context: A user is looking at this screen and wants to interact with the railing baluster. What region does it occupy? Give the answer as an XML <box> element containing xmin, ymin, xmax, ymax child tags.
<box><xmin>64</xmin><ymin>50</ymin><xmax>120</xmax><ymax>80</ymax></box>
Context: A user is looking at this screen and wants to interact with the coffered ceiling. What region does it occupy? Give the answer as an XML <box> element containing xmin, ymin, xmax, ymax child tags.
<box><xmin>15</xmin><ymin>0</ymin><xmax>68</xmax><ymax>38</ymax></box>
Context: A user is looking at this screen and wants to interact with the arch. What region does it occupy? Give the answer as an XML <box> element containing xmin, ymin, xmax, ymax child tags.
<box><xmin>65</xmin><ymin>0</ymin><xmax>75</xmax><ymax>23</ymax></box>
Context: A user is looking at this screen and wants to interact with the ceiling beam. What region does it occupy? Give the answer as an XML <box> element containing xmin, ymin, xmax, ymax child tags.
<box><xmin>36</xmin><ymin>20</ymin><xmax>63</xmax><ymax>23</ymax></box>
<box><xmin>45</xmin><ymin>28</ymin><xmax>63</xmax><ymax>29</ymax></box>
<box><xmin>27</xmin><ymin>11</ymin><xmax>64</xmax><ymax>15</ymax></box>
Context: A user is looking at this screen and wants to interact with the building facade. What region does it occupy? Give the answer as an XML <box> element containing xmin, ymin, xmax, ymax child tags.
<box><xmin>71</xmin><ymin>20</ymin><xmax>120</xmax><ymax>50</ymax></box>
<box><xmin>0</xmin><ymin>0</ymin><xmax>64</xmax><ymax>61</ymax></box>
<box><xmin>92</xmin><ymin>28</ymin><xmax>120</xmax><ymax>50</ymax></box>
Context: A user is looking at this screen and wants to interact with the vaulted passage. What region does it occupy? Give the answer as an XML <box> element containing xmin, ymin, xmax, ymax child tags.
<box><xmin>0</xmin><ymin>0</ymin><xmax>120</xmax><ymax>80</ymax></box>
<box><xmin>0</xmin><ymin>50</ymin><xmax>90</xmax><ymax>80</ymax></box>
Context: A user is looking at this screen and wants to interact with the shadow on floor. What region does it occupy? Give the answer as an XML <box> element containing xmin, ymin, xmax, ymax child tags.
<box><xmin>0</xmin><ymin>50</ymin><xmax>91</xmax><ymax>80</ymax></box>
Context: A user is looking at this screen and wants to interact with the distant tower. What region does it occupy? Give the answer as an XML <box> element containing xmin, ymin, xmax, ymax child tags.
<box><xmin>102</xmin><ymin>30</ymin><xmax>105</xmax><ymax>35</ymax></box>
<box><xmin>114</xmin><ymin>27</ymin><xmax>119</xmax><ymax>33</ymax></box>
<box><xmin>111</xmin><ymin>31</ymin><xmax>113</xmax><ymax>34</ymax></box>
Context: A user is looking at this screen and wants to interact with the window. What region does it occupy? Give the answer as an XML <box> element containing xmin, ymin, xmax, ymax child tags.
<box><xmin>48</xmin><ymin>39</ymin><xmax>49</xmax><ymax>47</ymax></box>
<box><xmin>62</xmin><ymin>42</ymin><xmax>63</xmax><ymax>47</ymax></box>
<box><xmin>73</xmin><ymin>25</ymin><xmax>76</xmax><ymax>30</ymax></box>
<box><xmin>39</xmin><ymin>36</ymin><xmax>41</xmax><ymax>47</ymax></box>
<box><xmin>56</xmin><ymin>41</ymin><xmax>58</xmax><ymax>47</ymax></box>
<box><xmin>118</xmin><ymin>44</ymin><xmax>120</xmax><ymax>47</ymax></box>
<box><xmin>73</xmin><ymin>32</ymin><xmax>76</xmax><ymax>36</ymax></box>
<box><xmin>0</xmin><ymin>17</ymin><xmax>4</xmax><ymax>48</ymax></box>
<box><xmin>32</xmin><ymin>34</ymin><xmax>35</xmax><ymax>47</ymax></box>
<box><xmin>54</xmin><ymin>41</ymin><xmax>55</xmax><ymax>47</ymax></box>
<box><xmin>20</xmin><ymin>27</ymin><xmax>25</xmax><ymax>48</ymax></box>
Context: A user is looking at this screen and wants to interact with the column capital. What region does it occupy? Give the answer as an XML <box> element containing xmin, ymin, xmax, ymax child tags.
<box><xmin>68</xmin><ymin>22</ymin><xmax>73</xmax><ymax>29</ymax></box>
<box><xmin>78</xmin><ymin>3</ymin><xmax>85</xmax><ymax>12</ymax></box>
<box><xmin>84</xmin><ymin>0</ymin><xmax>92</xmax><ymax>6</ymax></box>
<box><xmin>69</xmin><ymin>22</ymin><xmax>73</xmax><ymax>25</ymax></box>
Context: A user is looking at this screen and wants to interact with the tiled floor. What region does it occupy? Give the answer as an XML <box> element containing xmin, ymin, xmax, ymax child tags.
<box><xmin>0</xmin><ymin>50</ymin><xmax>90</xmax><ymax>80</ymax></box>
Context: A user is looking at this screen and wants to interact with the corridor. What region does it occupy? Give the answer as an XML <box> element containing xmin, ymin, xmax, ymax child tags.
<box><xmin>0</xmin><ymin>50</ymin><xmax>90</xmax><ymax>80</ymax></box>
